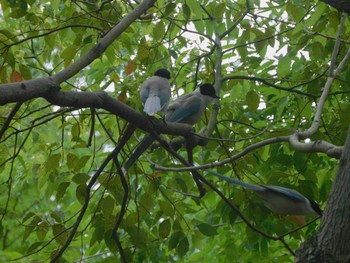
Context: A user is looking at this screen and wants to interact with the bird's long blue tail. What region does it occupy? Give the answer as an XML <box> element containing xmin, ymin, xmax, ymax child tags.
<box><xmin>205</xmin><ymin>170</ymin><xmax>264</xmax><ymax>192</ymax></box>
<box><xmin>124</xmin><ymin>135</ymin><xmax>156</xmax><ymax>171</ymax></box>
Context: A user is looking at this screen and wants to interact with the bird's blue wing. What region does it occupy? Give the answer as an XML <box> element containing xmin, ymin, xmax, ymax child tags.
<box><xmin>206</xmin><ymin>170</ymin><xmax>264</xmax><ymax>192</ymax></box>
<box><xmin>167</xmin><ymin>97</ymin><xmax>201</xmax><ymax>123</ymax></box>
<box><xmin>262</xmin><ymin>185</ymin><xmax>306</xmax><ymax>203</ymax></box>
<box><xmin>124</xmin><ymin>135</ymin><xmax>155</xmax><ymax>171</ymax></box>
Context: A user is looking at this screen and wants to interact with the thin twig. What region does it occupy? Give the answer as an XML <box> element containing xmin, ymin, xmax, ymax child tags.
<box><xmin>111</xmin><ymin>158</ymin><xmax>129</xmax><ymax>263</ymax></box>
<box><xmin>0</xmin><ymin>102</ymin><xmax>22</xmax><ymax>140</ymax></box>
<box><xmin>87</xmin><ymin>108</ymin><xmax>95</xmax><ymax>147</ymax></box>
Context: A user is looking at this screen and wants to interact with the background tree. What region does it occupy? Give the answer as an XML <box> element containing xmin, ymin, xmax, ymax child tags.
<box><xmin>0</xmin><ymin>0</ymin><xmax>349</xmax><ymax>262</ymax></box>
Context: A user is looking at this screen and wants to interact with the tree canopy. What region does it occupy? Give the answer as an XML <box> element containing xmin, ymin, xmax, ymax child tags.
<box><xmin>0</xmin><ymin>0</ymin><xmax>349</xmax><ymax>262</ymax></box>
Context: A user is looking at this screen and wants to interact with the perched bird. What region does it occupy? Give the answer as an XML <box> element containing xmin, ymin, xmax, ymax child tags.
<box><xmin>164</xmin><ymin>83</ymin><xmax>219</xmax><ymax>124</ymax></box>
<box><xmin>123</xmin><ymin>83</ymin><xmax>219</xmax><ymax>171</ymax></box>
<box><xmin>206</xmin><ymin>170</ymin><xmax>322</xmax><ymax>216</ymax></box>
<box><xmin>140</xmin><ymin>68</ymin><xmax>171</xmax><ymax>116</ymax></box>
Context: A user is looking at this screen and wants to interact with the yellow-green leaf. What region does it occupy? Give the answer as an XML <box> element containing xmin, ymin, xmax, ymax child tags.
<box><xmin>246</xmin><ymin>90</ymin><xmax>260</xmax><ymax>110</ymax></box>
<box><xmin>159</xmin><ymin>219</ymin><xmax>171</xmax><ymax>239</ymax></box>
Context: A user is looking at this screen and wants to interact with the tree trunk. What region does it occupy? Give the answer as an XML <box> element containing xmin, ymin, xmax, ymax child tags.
<box><xmin>321</xmin><ymin>0</ymin><xmax>350</xmax><ymax>13</ymax></box>
<box><xmin>295</xmin><ymin>125</ymin><xmax>350</xmax><ymax>262</ymax></box>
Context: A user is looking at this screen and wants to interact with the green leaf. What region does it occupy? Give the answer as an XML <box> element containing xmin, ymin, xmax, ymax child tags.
<box><xmin>158</xmin><ymin>200</ymin><xmax>174</xmax><ymax>217</ymax></box>
<box><xmin>76</xmin><ymin>184</ymin><xmax>87</xmax><ymax>205</ymax></box>
<box><xmin>101</xmin><ymin>195</ymin><xmax>115</xmax><ymax>216</ymax></box>
<box><xmin>50</xmin><ymin>211</ymin><xmax>65</xmax><ymax>223</ymax></box>
<box><xmin>186</xmin><ymin>0</ymin><xmax>202</xmax><ymax>18</ymax></box>
<box><xmin>277</xmin><ymin>56</ymin><xmax>291</xmax><ymax>77</ymax></box>
<box><xmin>168</xmin><ymin>231</ymin><xmax>183</xmax><ymax>250</ymax></box>
<box><xmin>72</xmin><ymin>173</ymin><xmax>90</xmax><ymax>185</ymax></box>
<box><xmin>104</xmin><ymin>230</ymin><xmax>118</xmax><ymax>254</ymax></box>
<box><xmin>67</xmin><ymin>153</ymin><xmax>78</xmax><ymax>170</ymax></box>
<box><xmin>137</xmin><ymin>43</ymin><xmax>150</xmax><ymax>64</ymax></box>
<box><xmin>176</xmin><ymin>237</ymin><xmax>189</xmax><ymax>258</ymax></box>
<box><xmin>182</xmin><ymin>3</ymin><xmax>190</xmax><ymax>18</ymax></box>
<box><xmin>22</xmin><ymin>212</ymin><xmax>36</xmax><ymax>224</ymax></box>
<box><xmin>197</xmin><ymin>223</ymin><xmax>218</xmax><ymax>236</ymax></box>
<box><xmin>293</xmin><ymin>152</ymin><xmax>307</xmax><ymax>173</ymax></box>
<box><xmin>61</xmin><ymin>45</ymin><xmax>78</xmax><ymax>66</ymax></box>
<box><xmin>75</xmin><ymin>155</ymin><xmax>90</xmax><ymax>171</ymax></box>
<box><xmin>158</xmin><ymin>219</ymin><xmax>171</xmax><ymax>239</ymax></box>
<box><xmin>46</xmin><ymin>154</ymin><xmax>61</xmax><ymax>172</ymax></box>
<box><xmin>36</xmin><ymin>221</ymin><xmax>49</xmax><ymax>241</ymax></box>
<box><xmin>52</xmin><ymin>224</ymin><xmax>69</xmax><ymax>246</ymax></box>
<box><xmin>19</xmin><ymin>64</ymin><xmax>32</xmax><ymax>80</ymax></box>
<box><xmin>27</xmin><ymin>242</ymin><xmax>43</xmax><ymax>253</ymax></box>
<box><xmin>212</xmin><ymin>3</ymin><xmax>226</xmax><ymax>18</ymax></box>
<box><xmin>139</xmin><ymin>193</ymin><xmax>154</xmax><ymax>212</ymax></box>
<box><xmin>153</xmin><ymin>22</ymin><xmax>165</xmax><ymax>41</ymax></box>
<box><xmin>71</xmin><ymin>123</ymin><xmax>80</xmax><ymax>141</ymax></box>
<box><xmin>22</xmin><ymin>216</ymin><xmax>41</xmax><ymax>243</ymax></box>
<box><xmin>123</xmin><ymin>212</ymin><xmax>138</xmax><ymax>227</ymax></box>
<box><xmin>56</xmin><ymin>182</ymin><xmax>70</xmax><ymax>202</ymax></box>
<box><xmin>164</xmin><ymin>2</ymin><xmax>176</xmax><ymax>16</ymax></box>
<box><xmin>90</xmin><ymin>226</ymin><xmax>105</xmax><ymax>246</ymax></box>
<box><xmin>246</xmin><ymin>90</ymin><xmax>260</xmax><ymax>110</ymax></box>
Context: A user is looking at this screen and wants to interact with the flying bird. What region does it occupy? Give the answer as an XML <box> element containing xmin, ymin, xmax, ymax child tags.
<box><xmin>206</xmin><ymin>170</ymin><xmax>322</xmax><ymax>216</ymax></box>
<box><xmin>140</xmin><ymin>68</ymin><xmax>171</xmax><ymax>116</ymax></box>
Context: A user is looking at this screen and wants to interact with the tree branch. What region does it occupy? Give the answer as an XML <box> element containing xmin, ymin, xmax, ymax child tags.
<box><xmin>299</xmin><ymin>14</ymin><xmax>350</xmax><ymax>139</ymax></box>
<box><xmin>112</xmin><ymin>148</ymin><xmax>131</xmax><ymax>263</ymax></box>
<box><xmin>52</xmin><ymin>0</ymin><xmax>157</xmax><ymax>84</ymax></box>
<box><xmin>0</xmin><ymin>102</ymin><xmax>22</xmax><ymax>140</ymax></box>
<box><xmin>51</xmin><ymin>123</ymin><xmax>136</xmax><ymax>262</ymax></box>
<box><xmin>0</xmin><ymin>0</ymin><xmax>157</xmax><ymax>104</ymax></box>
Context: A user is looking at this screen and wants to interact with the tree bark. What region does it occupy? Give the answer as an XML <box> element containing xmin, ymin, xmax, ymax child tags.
<box><xmin>295</xmin><ymin>125</ymin><xmax>350</xmax><ymax>262</ymax></box>
<box><xmin>321</xmin><ymin>0</ymin><xmax>350</xmax><ymax>13</ymax></box>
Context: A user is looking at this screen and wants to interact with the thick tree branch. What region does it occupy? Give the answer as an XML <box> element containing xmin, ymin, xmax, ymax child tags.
<box><xmin>320</xmin><ymin>0</ymin><xmax>350</xmax><ymax>13</ymax></box>
<box><xmin>46</xmin><ymin>89</ymin><xmax>193</xmax><ymax>136</ymax></box>
<box><xmin>0</xmin><ymin>0</ymin><xmax>157</xmax><ymax>104</ymax></box>
<box><xmin>289</xmin><ymin>133</ymin><xmax>343</xmax><ymax>158</ymax></box>
<box><xmin>296</xmin><ymin>124</ymin><xmax>350</xmax><ymax>262</ymax></box>
<box><xmin>0</xmin><ymin>83</ymin><xmax>194</xmax><ymax>137</ymax></box>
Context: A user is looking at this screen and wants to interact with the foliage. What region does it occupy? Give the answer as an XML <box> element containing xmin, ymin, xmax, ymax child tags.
<box><xmin>0</xmin><ymin>0</ymin><xmax>349</xmax><ymax>262</ymax></box>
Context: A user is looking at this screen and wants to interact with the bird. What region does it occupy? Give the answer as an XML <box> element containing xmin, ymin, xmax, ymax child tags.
<box><xmin>164</xmin><ymin>83</ymin><xmax>220</xmax><ymax>124</ymax></box>
<box><xmin>206</xmin><ymin>170</ymin><xmax>322</xmax><ymax>216</ymax></box>
<box><xmin>123</xmin><ymin>83</ymin><xmax>219</xmax><ymax>171</ymax></box>
<box><xmin>140</xmin><ymin>68</ymin><xmax>171</xmax><ymax>116</ymax></box>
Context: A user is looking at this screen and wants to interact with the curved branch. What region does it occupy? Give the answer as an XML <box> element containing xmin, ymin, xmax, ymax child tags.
<box><xmin>289</xmin><ymin>132</ymin><xmax>343</xmax><ymax>158</ymax></box>
<box><xmin>300</xmin><ymin>14</ymin><xmax>350</xmax><ymax>139</ymax></box>
<box><xmin>0</xmin><ymin>0</ymin><xmax>157</xmax><ymax>93</ymax></box>
<box><xmin>154</xmin><ymin>136</ymin><xmax>290</xmax><ymax>172</ymax></box>
<box><xmin>0</xmin><ymin>82</ymin><xmax>194</xmax><ymax>137</ymax></box>
<box><xmin>154</xmin><ymin>133</ymin><xmax>343</xmax><ymax>173</ymax></box>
